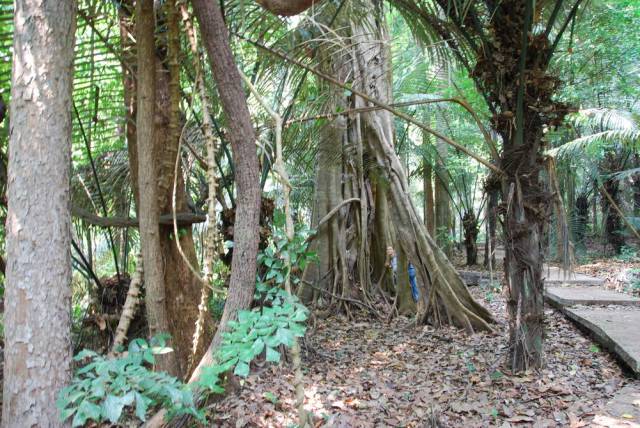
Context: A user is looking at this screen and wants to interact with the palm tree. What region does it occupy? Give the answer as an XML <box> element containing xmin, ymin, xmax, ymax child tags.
<box><xmin>392</xmin><ymin>0</ymin><xmax>585</xmax><ymax>371</ymax></box>
<box><xmin>550</xmin><ymin>108</ymin><xmax>640</xmax><ymax>253</ymax></box>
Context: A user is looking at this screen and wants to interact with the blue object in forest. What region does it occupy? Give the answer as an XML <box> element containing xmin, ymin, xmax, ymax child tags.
<box><xmin>408</xmin><ymin>263</ymin><xmax>419</xmax><ymax>302</ymax></box>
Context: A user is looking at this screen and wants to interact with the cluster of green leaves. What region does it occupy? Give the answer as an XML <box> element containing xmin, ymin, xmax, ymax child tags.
<box><xmin>258</xmin><ymin>210</ymin><xmax>318</xmax><ymax>287</ymax></box>
<box><xmin>198</xmin><ymin>213</ymin><xmax>315</xmax><ymax>393</ymax></box>
<box><xmin>198</xmin><ymin>287</ymin><xmax>309</xmax><ymax>391</ymax></box>
<box><xmin>57</xmin><ymin>337</ymin><xmax>203</xmax><ymax>427</ymax></box>
<box><xmin>616</xmin><ymin>245</ymin><xmax>639</xmax><ymax>263</ymax></box>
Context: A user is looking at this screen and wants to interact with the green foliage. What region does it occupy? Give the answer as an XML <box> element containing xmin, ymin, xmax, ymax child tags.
<box><xmin>481</xmin><ymin>281</ymin><xmax>501</xmax><ymax>303</ymax></box>
<box><xmin>57</xmin><ymin>337</ymin><xmax>203</xmax><ymax>427</ymax></box>
<box><xmin>197</xmin><ymin>215</ymin><xmax>314</xmax><ymax>396</ymax></box>
<box><xmin>616</xmin><ymin>245</ymin><xmax>639</xmax><ymax>262</ymax></box>
<box><xmin>626</xmin><ymin>268</ymin><xmax>640</xmax><ymax>294</ymax></box>
<box><xmin>208</xmin><ymin>260</ymin><xmax>230</xmax><ymax>321</ymax></box>
<box><xmin>258</xmin><ymin>210</ymin><xmax>318</xmax><ymax>287</ymax></box>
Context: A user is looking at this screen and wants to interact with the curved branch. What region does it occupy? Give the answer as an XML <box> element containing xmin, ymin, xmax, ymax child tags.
<box><xmin>256</xmin><ymin>0</ymin><xmax>324</xmax><ymax>16</ymax></box>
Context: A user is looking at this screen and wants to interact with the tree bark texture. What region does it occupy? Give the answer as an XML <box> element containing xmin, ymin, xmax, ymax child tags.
<box><xmin>3</xmin><ymin>0</ymin><xmax>76</xmax><ymax>425</ymax></box>
<box><xmin>423</xmin><ymin>154</ymin><xmax>435</xmax><ymax>236</ymax></box>
<box><xmin>135</xmin><ymin>0</ymin><xmax>179</xmax><ymax>376</ymax></box>
<box><xmin>340</xmin><ymin>2</ymin><xmax>494</xmax><ymax>330</ymax></box>
<box><xmin>434</xmin><ymin>140</ymin><xmax>452</xmax><ymax>256</ymax></box>
<box><xmin>120</xmin><ymin>0</ymin><xmax>211</xmax><ymax>377</ymax></box>
<box><xmin>302</xmin><ymin>6</ymin><xmax>372</xmax><ymax>310</ymax></box>
<box><xmin>464</xmin><ymin>0</ymin><xmax>571</xmax><ymax>370</ymax></box>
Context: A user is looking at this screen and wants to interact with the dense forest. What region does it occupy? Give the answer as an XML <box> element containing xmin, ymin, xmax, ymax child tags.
<box><xmin>0</xmin><ymin>0</ymin><xmax>639</xmax><ymax>426</ymax></box>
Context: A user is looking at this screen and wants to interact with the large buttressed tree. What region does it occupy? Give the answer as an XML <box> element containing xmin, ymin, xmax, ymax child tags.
<box><xmin>393</xmin><ymin>0</ymin><xmax>581</xmax><ymax>370</ymax></box>
<box><xmin>3</xmin><ymin>0</ymin><xmax>77</xmax><ymax>424</ymax></box>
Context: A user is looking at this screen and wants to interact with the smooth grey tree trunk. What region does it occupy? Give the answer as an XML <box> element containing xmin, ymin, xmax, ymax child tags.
<box><xmin>3</xmin><ymin>1</ymin><xmax>77</xmax><ymax>425</ymax></box>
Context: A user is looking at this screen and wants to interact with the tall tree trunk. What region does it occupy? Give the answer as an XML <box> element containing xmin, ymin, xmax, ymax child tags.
<box><xmin>120</xmin><ymin>1</ymin><xmax>210</xmax><ymax>377</ymax></box>
<box><xmin>302</xmin><ymin>6</ymin><xmax>373</xmax><ymax>308</ymax></box>
<box><xmin>188</xmin><ymin>0</ymin><xmax>261</xmax><ymax>380</ymax></box>
<box><xmin>350</xmin><ymin>2</ymin><xmax>493</xmax><ymax>330</ymax></box>
<box><xmin>3</xmin><ymin>1</ymin><xmax>76</xmax><ymax>425</ymax></box>
<box><xmin>434</xmin><ymin>140</ymin><xmax>451</xmax><ymax>256</ymax></box>
<box><xmin>483</xmin><ymin>177</ymin><xmax>499</xmax><ymax>268</ymax></box>
<box><xmin>575</xmin><ymin>193</ymin><xmax>589</xmax><ymax>246</ymax></box>
<box><xmin>603</xmin><ymin>177</ymin><xmax>625</xmax><ymax>254</ymax></box>
<box><xmin>302</xmin><ymin>115</ymin><xmax>350</xmax><ymax>305</ymax></box>
<box><xmin>371</xmin><ymin>178</ymin><xmax>395</xmax><ymax>293</ymax></box>
<box><xmin>462</xmin><ymin>210</ymin><xmax>479</xmax><ymax>265</ymax></box>
<box><xmin>135</xmin><ymin>0</ymin><xmax>179</xmax><ymax>376</ymax></box>
<box><xmin>423</xmin><ymin>139</ymin><xmax>435</xmax><ymax>236</ymax></box>
<box><xmin>467</xmin><ymin>0</ymin><xmax>571</xmax><ymax>370</ymax></box>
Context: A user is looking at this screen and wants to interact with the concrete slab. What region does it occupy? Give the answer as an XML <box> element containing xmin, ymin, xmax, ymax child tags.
<box><xmin>545</xmin><ymin>286</ymin><xmax>640</xmax><ymax>308</ymax></box>
<box><xmin>592</xmin><ymin>383</ymin><xmax>640</xmax><ymax>427</ymax></box>
<box><xmin>564</xmin><ymin>308</ymin><xmax>640</xmax><ymax>376</ymax></box>
<box><xmin>544</xmin><ymin>265</ymin><xmax>605</xmax><ymax>286</ymax></box>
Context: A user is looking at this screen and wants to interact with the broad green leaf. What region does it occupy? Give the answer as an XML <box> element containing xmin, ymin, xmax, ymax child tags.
<box><xmin>266</xmin><ymin>347</ymin><xmax>281</xmax><ymax>363</ymax></box>
<box><xmin>134</xmin><ymin>392</ymin><xmax>148</xmax><ymax>421</ymax></box>
<box><xmin>234</xmin><ymin>361</ymin><xmax>250</xmax><ymax>378</ymax></box>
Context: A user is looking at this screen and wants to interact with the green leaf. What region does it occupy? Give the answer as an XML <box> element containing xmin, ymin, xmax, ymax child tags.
<box><xmin>266</xmin><ymin>347</ymin><xmax>281</xmax><ymax>363</ymax></box>
<box><xmin>251</xmin><ymin>337</ymin><xmax>265</xmax><ymax>357</ymax></box>
<box><xmin>489</xmin><ymin>370</ymin><xmax>504</xmax><ymax>381</ymax></box>
<box><xmin>234</xmin><ymin>361</ymin><xmax>250</xmax><ymax>378</ymax></box>
<box><xmin>101</xmin><ymin>392</ymin><xmax>133</xmax><ymax>423</ymax></box>
<box><xmin>74</xmin><ymin>400</ymin><xmax>101</xmax><ymax>426</ymax></box>
<box><xmin>275</xmin><ymin>327</ymin><xmax>294</xmax><ymax>347</ymax></box>
<box><xmin>589</xmin><ymin>344</ymin><xmax>600</xmax><ymax>353</ymax></box>
<box><xmin>289</xmin><ymin>322</ymin><xmax>307</xmax><ymax>338</ymax></box>
<box><xmin>134</xmin><ymin>392</ymin><xmax>148</xmax><ymax>421</ymax></box>
<box><xmin>263</xmin><ymin>391</ymin><xmax>279</xmax><ymax>404</ymax></box>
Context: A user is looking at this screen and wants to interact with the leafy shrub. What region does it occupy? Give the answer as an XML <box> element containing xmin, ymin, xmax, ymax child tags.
<box><xmin>198</xmin><ymin>215</ymin><xmax>314</xmax><ymax>393</ymax></box>
<box><xmin>59</xmin><ymin>214</ymin><xmax>317</xmax><ymax>425</ymax></box>
<box><xmin>626</xmin><ymin>268</ymin><xmax>640</xmax><ymax>294</ymax></box>
<box><xmin>57</xmin><ymin>336</ymin><xmax>204</xmax><ymax>427</ymax></box>
<box><xmin>616</xmin><ymin>245</ymin><xmax>639</xmax><ymax>262</ymax></box>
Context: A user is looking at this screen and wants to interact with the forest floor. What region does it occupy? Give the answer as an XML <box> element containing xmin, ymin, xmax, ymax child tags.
<box><xmin>209</xmin><ymin>287</ymin><xmax>634</xmax><ymax>427</ymax></box>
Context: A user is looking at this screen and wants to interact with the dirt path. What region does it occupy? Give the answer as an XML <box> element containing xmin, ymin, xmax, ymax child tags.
<box><xmin>210</xmin><ymin>289</ymin><xmax>631</xmax><ymax>427</ymax></box>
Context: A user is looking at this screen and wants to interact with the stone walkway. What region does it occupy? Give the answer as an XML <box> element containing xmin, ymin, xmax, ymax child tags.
<box><xmin>592</xmin><ymin>383</ymin><xmax>640</xmax><ymax>428</ymax></box>
<box><xmin>543</xmin><ymin>274</ymin><xmax>640</xmax><ymax>377</ymax></box>
<box><xmin>473</xmin><ymin>246</ymin><xmax>639</xmax><ymax>376</ymax></box>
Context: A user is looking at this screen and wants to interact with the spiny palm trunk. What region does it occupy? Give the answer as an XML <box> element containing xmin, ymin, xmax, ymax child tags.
<box><xmin>472</xmin><ymin>2</ymin><xmax>569</xmax><ymax>370</ymax></box>
<box><xmin>500</xmin><ymin>144</ymin><xmax>548</xmax><ymax>371</ymax></box>
<box><xmin>462</xmin><ymin>211</ymin><xmax>479</xmax><ymax>266</ymax></box>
